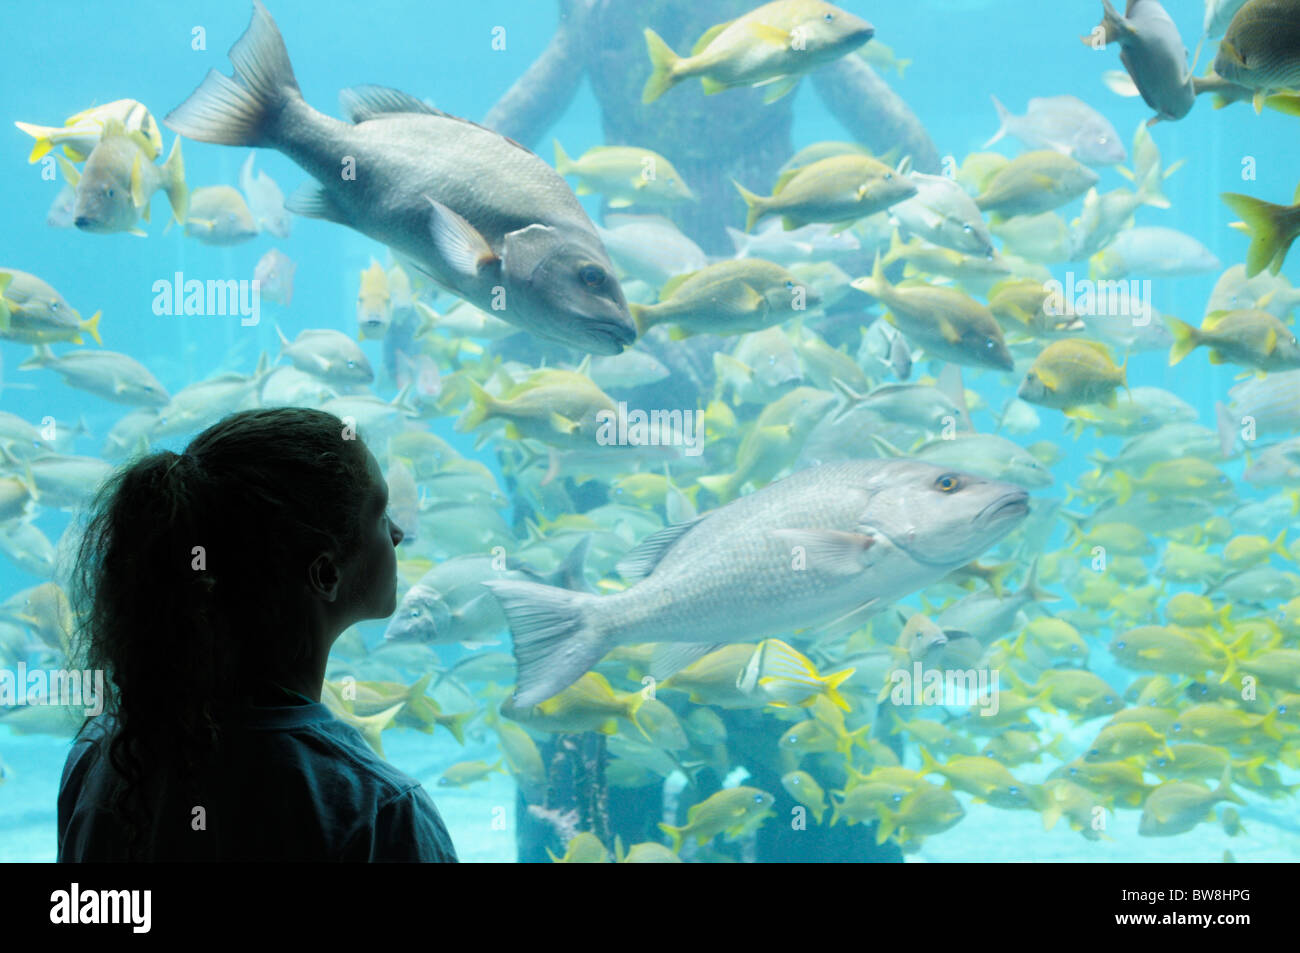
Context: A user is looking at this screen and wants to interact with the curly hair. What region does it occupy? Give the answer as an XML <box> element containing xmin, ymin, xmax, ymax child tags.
<box><xmin>66</xmin><ymin>407</ymin><xmax>374</xmax><ymax>859</ymax></box>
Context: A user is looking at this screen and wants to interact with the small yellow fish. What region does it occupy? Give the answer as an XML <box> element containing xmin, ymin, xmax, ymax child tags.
<box><xmin>547</xmin><ymin>832</ymin><xmax>612</xmax><ymax>863</ymax></box>
<box><xmin>658</xmin><ymin>786</ymin><xmax>776</xmax><ymax>852</ymax></box>
<box><xmin>736</xmin><ymin>638</ymin><xmax>855</xmax><ymax>710</ymax></box>
<box><xmin>437</xmin><ymin>759</ymin><xmax>505</xmax><ymax>788</ymax></box>
<box><xmin>1018</xmin><ymin>339</ymin><xmax>1128</xmax><ymax>413</ymax></box>
<box><xmin>14</xmin><ymin>98</ymin><xmax>162</xmax><ymax>163</ymax></box>
<box><xmin>1168</xmin><ymin>309</ymin><xmax>1300</xmax><ymax>371</ymax></box>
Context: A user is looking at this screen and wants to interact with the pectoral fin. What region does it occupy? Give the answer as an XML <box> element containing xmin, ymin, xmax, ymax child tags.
<box><xmin>770</xmin><ymin>529</ymin><xmax>876</xmax><ymax>575</ymax></box>
<box><xmin>428</xmin><ymin>197</ymin><xmax>498</xmax><ymax>279</ymax></box>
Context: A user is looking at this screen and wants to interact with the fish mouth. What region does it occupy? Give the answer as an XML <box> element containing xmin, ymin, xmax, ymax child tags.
<box><xmin>979</xmin><ymin>490</ymin><xmax>1030</xmax><ymax>524</ymax></box>
<box><xmin>579</xmin><ymin>318</ymin><xmax>637</xmax><ymax>355</ymax></box>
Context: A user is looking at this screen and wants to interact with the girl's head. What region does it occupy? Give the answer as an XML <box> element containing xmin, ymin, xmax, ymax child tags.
<box><xmin>69</xmin><ymin>407</ymin><xmax>403</xmax><ymax>846</ymax></box>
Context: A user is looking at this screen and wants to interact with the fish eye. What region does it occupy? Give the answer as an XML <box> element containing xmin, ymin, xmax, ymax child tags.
<box><xmin>1008</xmin><ymin>786</ymin><xmax>1020</xmax><ymax>796</ymax></box>
<box><xmin>105</xmin><ymin>187</ymin><xmax>115</xmax><ymax>198</ymax></box>
<box><xmin>884</xmin><ymin>172</ymin><xmax>893</xmax><ymax>180</ymax></box>
<box><xmin>963</xmin><ymin>224</ymin><xmax>973</xmax><ymax>233</ymax></box>
<box><xmin>785</xmin><ymin>280</ymin><xmax>795</xmax><ymax>290</ymax></box>
<box><xmin>1280</xmin><ymin>705</ymin><xmax>1288</xmax><ymax>715</ymax></box>
<box><xmin>891</xmin><ymin>793</ymin><xmax>903</xmax><ymax>803</ymax></box>
<box><xmin>752</xmin><ymin>793</ymin><xmax>765</xmax><ymax>803</ymax></box>
<box><xmin>580</xmin><ymin>264</ymin><xmax>605</xmax><ymax>287</ymax></box>
<box><xmin>1171</xmin><ymin>723</ymin><xmax>1182</xmax><ymax>733</ymax></box>
<box><xmin>1068</xmin><ymin>766</ymin><xmax>1078</xmax><ymax>776</ymax></box>
<box><xmin>985</xmin><ymin>339</ymin><xmax>996</xmax><ymax>349</ymax></box>
<box><xmin>1115</xmin><ymin>641</ymin><xmax>1125</xmax><ymax>650</ymax></box>
<box><xmin>824</xmin><ymin>11</ymin><xmax>833</xmax><ymax>19</ymax></box>
<box><xmin>935</xmin><ymin>473</ymin><xmax>960</xmax><ymax>492</ymax></box>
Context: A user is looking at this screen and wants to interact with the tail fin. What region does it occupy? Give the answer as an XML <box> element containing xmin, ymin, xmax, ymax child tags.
<box><xmin>696</xmin><ymin>472</ymin><xmax>736</xmax><ymax>503</ymax></box>
<box><xmin>1213</xmin><ymin>766</ymin><xmax>1247</xmax><ymax>807</ymax></box>
<box><xmin>657</xmin><ymin>822</ymin><xmax>685</xmax><ymax>853</ymax></box>
<box><xmin>482</xmin><ymin>579</ymin><xmax>607</xmax><ymax>707</ymax></box>
<box><xmin>82</xmin><ymin>311</ymin><xmax>103</xmax><ymax>347</ymax></box>
<box><xmin>642</xmin><ymin>28</ymin><xmax>682</xmax><ymax>104</ymax></box>
<box><xmin>160</xmin><ymin>137</ymin><xmax>188</xmax><ymax>225</ymax></box>
<box><xmin>456</xmin><ymin>378</ymin><xmax>499</xmax><ymax>432</ymax></box>
<box><xmin>12</xmin><ymin>121</ymin><xmax>57</xmax><ymax>163</ymax></box>
<box><xmin>164</xmin><ymin>0</ymin><xmax>300</xmax><ymax>146</ymax></box>
<box><xmin>1166</xmin><ymin>316</ymin><xmax>1199</xmax><ymax>366</ymax></box>
<box><xmin>732</xmin><ymin>179</ymin><xmax>767</xmax><ymax>233</ymax></box>
<box><xmin>983</xmin><ymin>95</ymin><xmax>1010</xmax><ymax>148</ymax></box>
<box><xmin>1222</xmin><ymin>191</ymin><xmax>1298</xmax><ymax>278</ymax></box>
<box><xmin>553</xmin><ymin>139</ymin><xmax>574</xmax><ymax>175</ymax></box>
<box><xmin>821</xmin><ymin>668</ymin><xmax>856</xmax><ymax>713</ymax></box>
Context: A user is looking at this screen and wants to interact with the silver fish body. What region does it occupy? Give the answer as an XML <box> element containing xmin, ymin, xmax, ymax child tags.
<box><xmin>488</xmin><ymin>460</ymin><xmax>1030</xmax><ymax>705</ymax></box>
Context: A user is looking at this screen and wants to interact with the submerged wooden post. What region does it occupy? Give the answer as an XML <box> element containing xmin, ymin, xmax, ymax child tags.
<box><xmin>515</xmin><ymin>733</ymin><xmax>611</xmax><ymax>862</ymax></box>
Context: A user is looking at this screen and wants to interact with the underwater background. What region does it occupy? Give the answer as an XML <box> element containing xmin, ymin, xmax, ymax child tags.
<box><xmin>1</xmin><ymin>0</ymin><xmax>1299</xmax><ymax>862</ymax></box>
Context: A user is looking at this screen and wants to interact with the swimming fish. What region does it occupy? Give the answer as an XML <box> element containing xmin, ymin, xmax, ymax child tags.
<box><xmin>167</xmin><ymin>1</ymin><xmax>633</xmax><ymax>354</ymax></box>
<box><xmin>487</xmin><ymin>460</ymin><xmax>1029</xmax><ymax>705</ymax></box>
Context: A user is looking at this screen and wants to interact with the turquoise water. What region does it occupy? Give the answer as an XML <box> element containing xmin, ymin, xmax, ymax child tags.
<box><xmin>1</xmin><ymin>0</ymin><xmax>1298</xmax><ymax>862</ymax></box>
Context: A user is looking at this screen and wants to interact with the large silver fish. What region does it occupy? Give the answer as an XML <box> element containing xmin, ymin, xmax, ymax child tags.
<box><xmin>1091</xmin><ymin>0</ymin><xmax>1195</xmax><ymax>122</ymax></box>
<box><xmin>487</xmin><ymin>460</ymin><xmax>1030</xmax><ymax>705</ymax></box>
<box><xmin>166</xmin><ymin>2</ymin><xmax>633</xmax><ymax>355</ymax></box>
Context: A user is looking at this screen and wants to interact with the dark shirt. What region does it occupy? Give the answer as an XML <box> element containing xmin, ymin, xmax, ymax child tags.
<box><xmin>56</xmin><ymin>699</ymin><xmax>458</xmax><ymax>862</ymax></box>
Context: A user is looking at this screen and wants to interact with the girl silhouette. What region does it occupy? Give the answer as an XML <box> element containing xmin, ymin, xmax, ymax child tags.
<box><xmin>57</xmin><ymin>407</ymin><xmax>457</xmax><ymax>861</ymax></box>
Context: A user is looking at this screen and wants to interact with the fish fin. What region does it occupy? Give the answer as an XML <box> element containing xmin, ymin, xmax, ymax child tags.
<box><xmin>55</xmin><ymin>155</ymin><xmax>80</xmax><ymax>187</ymax></box>
<box><xmin>428</xmin><ymin>197</ymin><xmax>498</xmax><ymax>279</ymax></box>
<box><xmin>285</xmin><ymin>181</ymin><xmax>348</xmax><ymax>224</ymax></box>
<box><xmin>161</xmin><ymin>136</ymin><xmax>188</xmax><ymax>224</ymax></box>
<box><xmin>483</xmin><ymin>579</ymin><xmax>605</xmax><ymax>707</ymax></box>
<box><xmin>130</xmin><ymin>154</ymin><xmax>147</xmax><ymax>210</ymax></box>
<box><xmin>1166</xmin><ymin>316</ymin><xmax>1198</xmax><ymax>365</ymax></box>
<box><xmin>769</xmin><ymin>529</ymin><xmax>877</xmax><ymax>576</ymax></box>
<box><xmin>748</xmin><ymin>22</ymin><xmax>789</xmax><ymax>46</ymax></box>
<box><xmin>548</xmin><ymin>411</ymin><xmax>580</xmax><ymax>436</ymax></box>
<box><xmin>1102</xmin><ymin>69</ymin><xmax>1140</xmax><ymax>98</ymax></box>
<box><xmin>552</xmin><ymin>138</ymin><xmax>574</xmax><ymax>175</ymax></box>
<box><xmin>641</xmin><ymin>28</ymin><xmax>682</xmax><ymax>104</ymax></box>
<box><xmin>615</xmin><ymin>516</ymin><xmax>704</xmax><ymax>582</ymax></box>
<box><xmin>700</xmin><ymin>76</ymin><xmax>728</xmax><ymax>95</ymax></box>
<box><xmin>338</xmin><ymin>84</ymin><xmax>438</xmax><ymax>122</ymax></box>
<box><xmin>164</xmin><ymin>0</ymin><xmax>298</xmax><ymax>146</ymax></box>
<box><xmin>650</xmin><ymin>643</ymin><xmax>725</xmax><ymax>681</ymax></box>
<box><xmin>607</xmin><ymin>197</ymin><xmax>634</xmax><ymax>208</ymax></box>
<box><xmin>732</xmin><ymin>179</ymin><xmax>767</xmax><ymax>233</ymax></box>
<box><xmin>83</xmin><ymin>311</ymin><xmax>103</xmax><ymax>347</ymax></box>
<box><xmin>760</xmin><ymin>75</ymin><xmax>800</xmax><ymax>105</ymax></box>
<box><xmin>983</xmin><ymin>95</ymin><xmax>1010</xmax><ymax>148</ymax></box>
<box><xmin>1221</xmin><ymin>192</ymin><xmax>1296</xmax><ymax>278</ymax></box>
<box><xmin>691</xmin><ymin>20</ymin><xmax>731</xmax><ymax>56</ymax></box>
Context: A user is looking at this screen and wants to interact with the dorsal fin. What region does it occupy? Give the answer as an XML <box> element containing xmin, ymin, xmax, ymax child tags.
<box><xmin>339</xmin><ymin>85</ymin><xmax>439</xmax><ymax>122</ymax></box>
<box><xmin>615</xmin><ymin>516</ymin><xmax>703</xmax><ymax>582</ymax></box>
<box><xmin>336</xmin><ymin>85</ymin><xmax>535</xmax><ymax>157</ymax></box>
